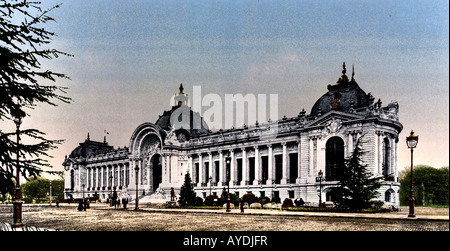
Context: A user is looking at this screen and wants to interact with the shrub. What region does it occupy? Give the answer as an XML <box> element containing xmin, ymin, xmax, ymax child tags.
<box><xmin>282</xmin><ymin>198</ymin><xmax>294</xmax><ymax>208</ymax></box>
<box><xmin>204</xmin><ymin>194</ymin><xmax>219</xmax><ymax>206</ymax></box>
<box><xmin>258</xmin><ymin>196</ymin><xmax>271</xmax><ymax>205</ymax></box>
<box><xmin>271</xmin><ymin>196</ymin><xmax>281</xmax><ymax>203</ymax></box>
<box><xmin>241</xmin><ymin>193</ymin><xmax>257</xmax><ymax>204</ymax></box>
<box><xmin>195</xmin><ymin>196</ymin><xmax>204</xmax><ymax>206</ymax></box>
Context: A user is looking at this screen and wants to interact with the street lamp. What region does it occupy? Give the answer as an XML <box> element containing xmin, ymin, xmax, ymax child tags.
<box><xmin>49</xmin><ymin>180</ymin><xmax>52</xmax><ymax>206</ymax></box>
<box><xmin>109</xmin><ymin>175</ymin><xmax>113</xmax><ymax>206</ymax></box>
<box><xmin>406</xmin><ymin>130</ymin><xmax>418</xmax><ymax>218</ymax></box>
<box><xmin>225</xmin><ymin>153</ymin><xmax>231</xmax><ymax>212</ymax></box>
<box><xmin>134</xmin><ymin>166</ymin><xmax>139</xmax><ymax>210</ymax></box>
<box><xmin>316</xmin><ymin>170</ymin><xmax>323</xmax><ymax>208</ymax></box>
<box><xmin>82</xmin><ymin>184</ymin><xmax>85</xmax><ymax>200</ymax></box>
<box><xmin>11</xmin><ymin>104</ymin><xmax>25</xmax><ymax>229</ymax></box>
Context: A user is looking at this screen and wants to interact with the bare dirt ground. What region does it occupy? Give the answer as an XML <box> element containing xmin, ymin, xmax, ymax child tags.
<box><xmin>0</xmin><ymin>204</ymin><xmax>448</xmax><ymax>231</ymax></box>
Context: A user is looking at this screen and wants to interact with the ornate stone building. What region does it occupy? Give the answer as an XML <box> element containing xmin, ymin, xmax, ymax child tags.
<box><xmin>63</xmin><ymin>63</ymin><xmax>403</xmax><ymax>206</ymax></box>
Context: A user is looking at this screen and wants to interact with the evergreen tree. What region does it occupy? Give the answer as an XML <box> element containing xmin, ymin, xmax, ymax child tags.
<box><xmin>0</xmin><ymin>1</ymin><xmax>71</xmax><ymax>193</ymax></box>
<box><xmin>331</xmin><ymin>136</ymin><xmax>383</xmax><ymax>211</ymax></box>
<box><xmin>179</xmin><ymin>172</ymin><xmax>196</xmax><ymax>207</ymax></box>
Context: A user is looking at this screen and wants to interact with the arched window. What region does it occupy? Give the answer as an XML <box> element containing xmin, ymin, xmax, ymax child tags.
<box><xmin>385</xmin><ymin>189</ymin><xmax>394</xmax><ymax>202</ymax></box>
<box><xmin>382</xmin><ymin>138</ymin><xmax>391</xmax><ymax>178</ymax></box>
<box><xmin>325</xmin><ymin>136</ymin><xmax>345</xmax><ymax>181</ymax></box>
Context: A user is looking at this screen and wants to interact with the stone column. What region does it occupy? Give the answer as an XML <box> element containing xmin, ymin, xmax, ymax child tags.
<box><xmin>281</xmin><ymin>142</ymin><xmax>287</xmax><ymax>184</ymax></box>
<box><xmin>378</xmin><ymin>132</ymin><xmax>383</xmax><ymax>175</ymax></box>
<box><xmin>208</xmin><ymin>152</ymin><xmax>213</xmax><ymax>185</ymax></box>
<box><xmin>241</xmin><ymin>147</ymin><xmax>247</xmax><ymax>186</ymax></box>
<box><xmin>230</xmin><ymin>149</ymin><xmax>235</xmax><ymax>186</ymax></box>
<box><xmin>218</xmin><ymin>151</ymin><xmax>223</xmax><ymax>187</ymax></box>
<box><xmin>187</xmin><ymin>154</ymin><xmax>193</xmax><ymax>178</ymax></box>
<box><xmin>267</xmin><ymin>144</ymin><xmax>273</xmax><ymax>184</ymax></box>
<box><xmin>198</xmin><ymin>153</ymin><xmax>203</xmax><ymax>187</ymax></box>
<box><xmin>254</xmin><ymin>146</ymin><xmax>259</xmax><ymax>185</ymax></box>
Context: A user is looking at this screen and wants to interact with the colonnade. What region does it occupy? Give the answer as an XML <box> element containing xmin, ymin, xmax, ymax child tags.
<box><xmin>83</xmin><ymin>162</ymin><xmax>130</xmax><ymax>192</ymax></box>
<box><xmin>187</xmin><ymin>141</ymin><xmax>303</xmax><ymax>189</ymax></box>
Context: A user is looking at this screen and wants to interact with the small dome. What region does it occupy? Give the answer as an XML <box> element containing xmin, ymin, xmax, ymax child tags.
<box><xmin>69</xmin><ymin>139</ymin><xmax>113</xmax><ymax>158</ymax></box>
<box><xmin>310</xmin><ymin>63</ymin><xmax>373</xmax><ymax>116</ymax></box>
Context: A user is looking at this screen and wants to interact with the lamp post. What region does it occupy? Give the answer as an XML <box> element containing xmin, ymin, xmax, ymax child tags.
<box><xmin>406</xmin><ymin>130</ymin><xmax>418</xmax><ymax>218</ymax></box>
<box><xmin>82</xmin><ymin>184</ymin><xmax>85</xmax><ymax>200</ymax></box>
<box><xmin>134</xmin><ymin>166</ymin><xmax>139</xmax><ymax>210</ymax></box>
<box><xmin>49</xmin><ymin>180</ymin><xmax>52</xmax><ymax>206</ymax></box>
<box><xmin>225</xmin><ymin>153</ymin><xmax>231</xmax><ymax>212</ymax></box>
<box><xmin>12</xmin><ymin>104</ymin><xmax>25</xmax><ymax>229</ymax></box>
<box><xmin>316</xmin><ymin>170</ymin><xmax>323</xmax><ymax>208</ymax></box>
<box><xmin>109</xmin><ymin>175</ymin><xmax>113</xmax><ymax>206</ymax></box>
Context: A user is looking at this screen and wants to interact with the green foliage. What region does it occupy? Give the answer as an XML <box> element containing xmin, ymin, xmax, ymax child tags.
<box><xmin>258</xmin><ymin>196</ymin><xmax>271</xmax><ymax>205</ymax></box>
<box><xmin>330</xmin><ymin>136</ymin><xmax>383</xmax><ymax>211</ymax></box>
<box><xmin>0</xmin><ymin>1</ymin><xmax>72</xmax><ymax>194</ymax></box>
<box><xmin>21</xmin><ymin>176</ymin><xmax>64</xmax><ymax>203</ymax></box>
<box><xmin>218</xmin><ymin>187</ymin><xmax>240</xmax><ymax>206</ymax></box>
<box><xmin>179</xmin><ymin>172</ymin><xmax>196</xmax><ymax>207</ymax></box>
<box><xmin>399</xmin><ymin>165</ymin><xmax>449</xmax><ymax>206</ymax></box>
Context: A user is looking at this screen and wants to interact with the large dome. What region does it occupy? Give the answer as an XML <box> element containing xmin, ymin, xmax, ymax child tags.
<box><xmin>310</xmin><ymin>63</ymin><xmax>374</xmax><ymax>117</ymax></box>
<box><xmin>155</xmin><ymin>84</ymin><xmax>209</xmax><ymax>140</ymax></box>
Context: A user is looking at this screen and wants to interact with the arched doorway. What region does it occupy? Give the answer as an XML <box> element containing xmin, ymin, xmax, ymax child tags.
<box><xmin>325</xmin><ymin>136</ymin><xmax>345</xmax><ymax>181</ymax></box>
<box><xmin>150</xmin><ymin>154</ymin><xmax>162</xmax><ymax>192</ymax></box>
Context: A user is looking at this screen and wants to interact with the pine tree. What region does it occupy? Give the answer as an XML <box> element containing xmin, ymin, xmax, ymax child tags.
<box><xmin>0</xmin><ymin>1</ymin><xmax>72</xmax><ymax>193</ymax></box>
<box><xmin>179</xmin><ymin>172</ymin><xmax>196</xmax><ymax>207</ymax></box>
<box><xmin>331</xmin><ymin>136</ymin><xmax>383</xmax><ymax>211</ymax></box>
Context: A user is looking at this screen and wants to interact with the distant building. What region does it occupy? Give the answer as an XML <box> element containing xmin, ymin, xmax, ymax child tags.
<box><xmin>63</xmin><ymin>63</ymin><xmax>402</xmax><ymax>206</ymax></box>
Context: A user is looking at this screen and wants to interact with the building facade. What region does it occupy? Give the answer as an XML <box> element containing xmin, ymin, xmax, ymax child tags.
<box><xmin>63</xmin><ymin>63</ymin><xmax>403</xmax><ymax>206</ymax></box>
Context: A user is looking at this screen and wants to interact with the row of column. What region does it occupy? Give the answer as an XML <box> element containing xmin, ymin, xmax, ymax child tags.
<box><xmin>188</xmin><ymin>141</ymin><xmax>302</xmax><ymax>188</ymax></box>
<box><xmin>85</xmin><ymin>162</ymin><xmax>130</xmax><ymax>190</ymax></box>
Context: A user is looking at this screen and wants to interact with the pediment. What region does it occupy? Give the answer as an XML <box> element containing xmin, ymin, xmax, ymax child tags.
<box><xmin>305</xmin><ymin>110</ymin><xmax>365</xmax><ymax>128</ymax></box>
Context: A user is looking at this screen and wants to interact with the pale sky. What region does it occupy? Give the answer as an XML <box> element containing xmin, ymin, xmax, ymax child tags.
<box><xmin>3</xmin><ymin>0</ymin><xmax>448</xmax><ymax>178</ymax></box>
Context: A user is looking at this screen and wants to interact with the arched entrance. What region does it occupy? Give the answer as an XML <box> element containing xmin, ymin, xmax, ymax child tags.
<box><xmin>325</xmin><ymin>136</ymin><xmax>345</xmax><ymax>181</ymax></box>
<box><xmin>150</xmin><ymin>154</ymin><xmax>162</xmax><ymax>192</ymax></box>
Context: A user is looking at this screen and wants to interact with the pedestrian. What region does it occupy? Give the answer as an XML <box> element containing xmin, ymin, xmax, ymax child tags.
<box><xmin>77</xmin><ymin>200</ymin><xmax>83</xmax><ymax>211</ymax></box>
<box><xmin>240</xmin><ymin>200</ymin><xmax>244</xmax><ymax>213</ymax></box>
<box><xmin>122</xmin><ymin>198</ymin><xmax>128</xmax><ymax>209</ymax></box>
<box><xmin>56</xmin><ymin>199</ymin><xmax>60</xmax><ymax>208</ymax></box>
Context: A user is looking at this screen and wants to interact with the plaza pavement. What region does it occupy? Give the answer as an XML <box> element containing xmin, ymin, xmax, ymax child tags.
<box><xmin>124</xmin><ymin>203</ymin><xmax>449</xmax><ymax>221</ymax></box>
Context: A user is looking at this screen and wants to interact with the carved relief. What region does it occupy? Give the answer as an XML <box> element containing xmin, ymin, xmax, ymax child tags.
<box><xmin>326</xmin><ymin>118</ymin><xmax>342</xmax><ymax>134</ymax></box>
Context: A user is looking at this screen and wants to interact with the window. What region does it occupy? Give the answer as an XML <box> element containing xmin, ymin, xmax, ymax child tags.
<box><xmin>236</xmin><ymin>159</ymin><xmax>242</xmax><ymax>184</ymax></box>
<box><xmin>385</xmin><ymin>189</ymin><xmax>394</xmax><ymax>202</ymax></box>
<box><xmin>261</xmin><ymin>156</ymin><xmax>268</xmax><ymax>184</ymax></box>
<box><xmin>288</xmin><ymin>190</ymin><xmax>295</xmax><ymax>199</ymax></box>
<box><xmin>248</xmin><ymin>157</ymin><xmax>255</xmax><ymax>184</ymax></box>
<box><xmin>274</xmin><ymin>154</ymin><xmax>282</xmax><ymax>184</ymax></box>
<box><xmin>325</xmin><ymin>137</ymin><xmax>345</xmax><ymax>181</ymax></box>
<box><xmin>383</xmin><ymin>138</ymin><xmax>391</xmax><ymax>177</ymax></box>
<box><xmin>194</xmin><ymin>163</ymin><xmax>199</xmax><ymax>184</ymax></box>
<box><xmin>289</xmin><ymin>153</ymin><xmax>298</xmax><ymax>184</ymax></box>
